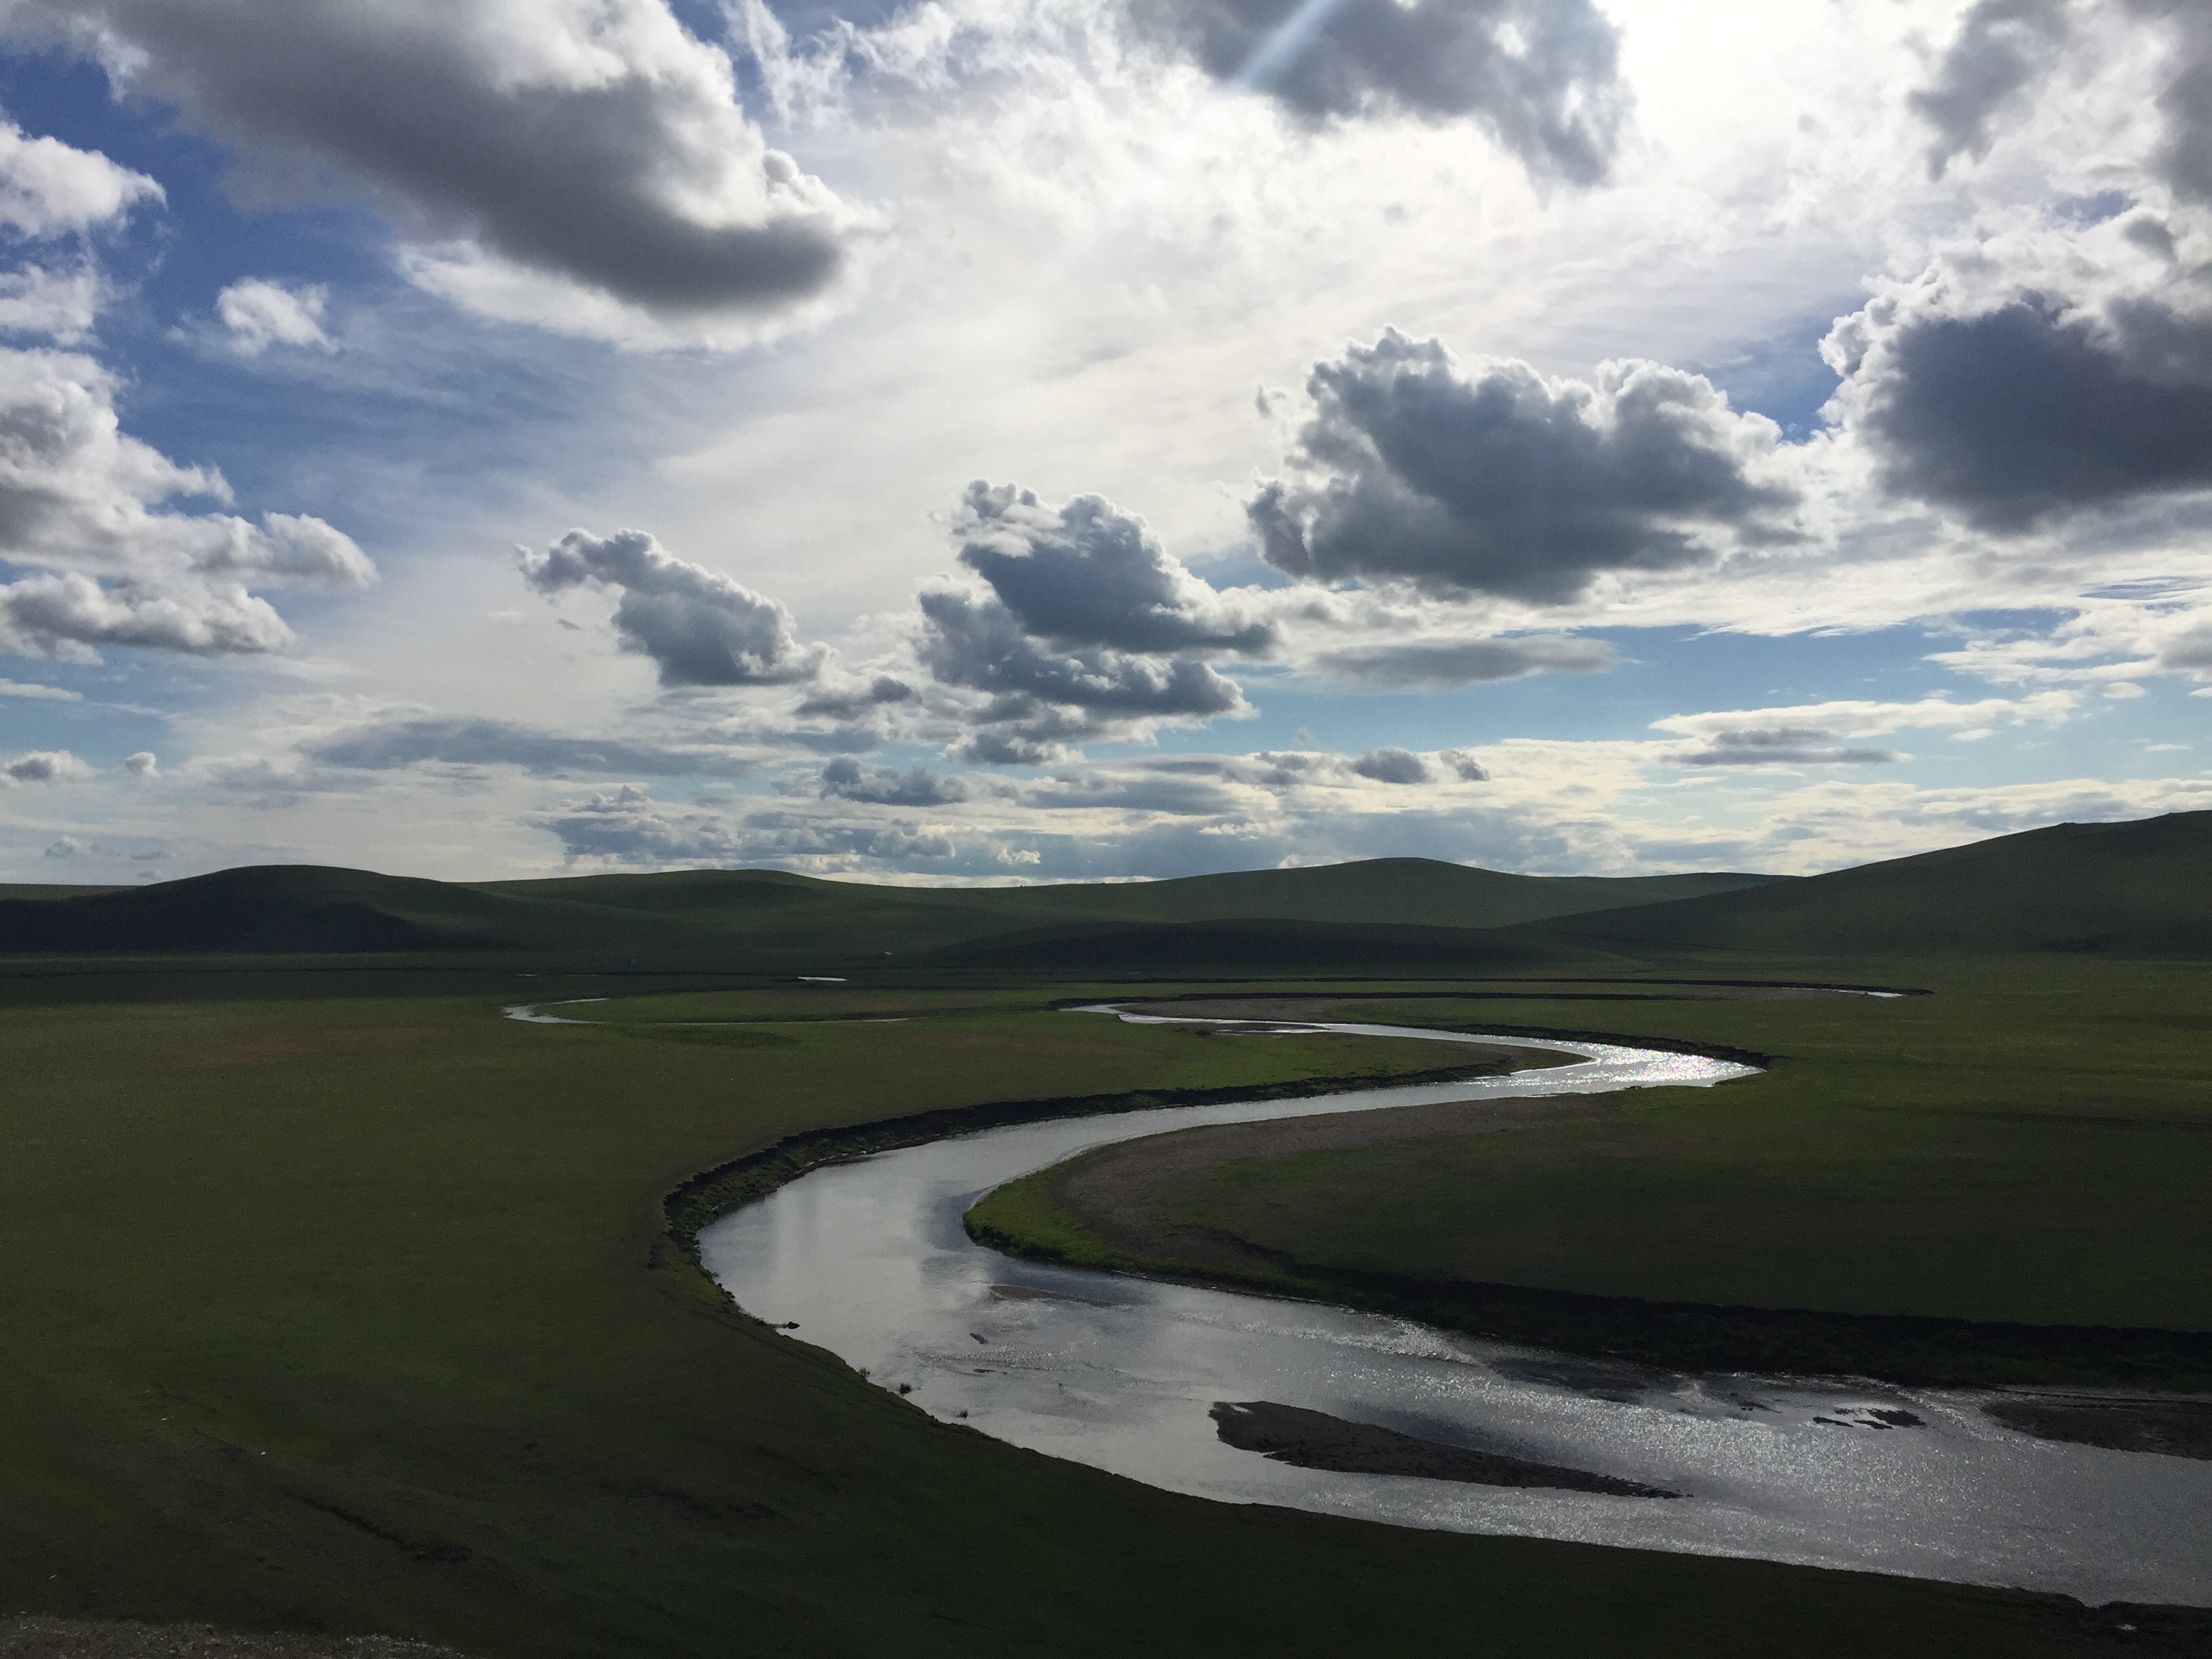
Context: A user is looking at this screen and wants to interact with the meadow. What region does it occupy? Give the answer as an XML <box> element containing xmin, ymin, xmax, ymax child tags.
<box><xmin>0</xmin><ymin>962</ymin><xmax>2180</xmax><ymax>1658</ymax></box>
<box><xmin>969</xmin><ymin>957</ymin><xmax>2212</xmax><ymax>1383</ymax></box>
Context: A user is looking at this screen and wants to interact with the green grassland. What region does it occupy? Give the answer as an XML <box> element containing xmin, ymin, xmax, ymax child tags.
<box><xmin>967</xmin><ymin>955</ymin><xmax>2212</xmax><ymax>1382</ymax></box>
<box><xmin>0</xmin><ymin>968</ymin><xmax>2175</xmax><ymax>1658</ymax></box>
<box><xmin>7</xmin><ymin>815</ymin><xmax>2212</xmax><ymax>1655</ymax></box>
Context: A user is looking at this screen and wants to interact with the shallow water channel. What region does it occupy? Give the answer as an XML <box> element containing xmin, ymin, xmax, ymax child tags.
<box><xmin>693</xmin><ymin>1010</ymin><xmax>2212</xmax><ymax>1606</ymax></box>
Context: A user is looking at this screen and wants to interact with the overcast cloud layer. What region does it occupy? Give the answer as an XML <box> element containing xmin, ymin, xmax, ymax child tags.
<box><xmin>2</xmin><ymin>1</ymin><xmax>2211</xmax><ymax>886</ymax></box>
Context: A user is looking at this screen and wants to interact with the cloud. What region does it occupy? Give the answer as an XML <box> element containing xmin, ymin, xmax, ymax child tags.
<box><xmin>121</xmin><ymin>748</ymin><xmax>154</xmax><ymax>775</ymax></box>
<box><xmin>917</xmin><ymin>584</ymin><xmax>1248</xmax><ymax>762</ymax></box>
<box><xmin>0</xmin><ymin>345</ymin><xmax>371</xmax><ymax>659</ymax></box>
<box><xmin>538</xmin><ymin>784</ymin><xmax>744</xmax><ymax>864</ymax></box>
<box><xmin>1309</xmin><ymin>632</ymin><xmax>1616</xmax><ymax>688</ymax></box>
<box><xmin>216</xmin><ymin>278</ymin><xmax>332</xmax><ymax>354</ymax></box>
<box><xmin>42</xmin><ymin>833</ymin><xmax>89</xmax><ymax>857</ymax></box>
<box><xmin>1652</xmin><ymin>693</ymin><xmax>2074</xmax><ymax>768</ymax></box>
<box><xmin>519</xmin><ymin>528</ymin><xmax>826</xmax><ymax>688</ymax></box>
<box><xmin>731</xmin><ymin>809</ymin><xmax>955</xmax><ymax>864</ymax></box>
<box><xmin>0</xmin><ymin>570</ymin><xmax>293</xmax><ymax>657</ymax></box>
<box><xmin>1130</xmin><ymin>0</ymin><xmax>1626</xmax><ymax>183</ymax></box>
<box><xmin>537</xmin><ymin>783</ymin><xmax>952</xmax><ymax>866</ymax></box>
<box><xmin>818</xmin><ymin>756</ymin><xmax>967</xmax><ymax>805</ymax></box>
<box><xmin>1828</xmin><ymin>289</ymin><xmax>2212</xmax><ymax>531</ymax></box>
<box><xmin>1908</xmin><ymin>0</ymin><xmax>2072</xmax><ymax>180</ymax></box>
<box><xmin>1349</xmin><ymin>745</ymin><xmax>1429</xmax><ymax>784</ymax></box>
<box><xmin>2159</xmin><ymin>619</ymin><xmax>2212</xmax><ymax>676</ymax></box>
<box><xmin>1439</xmin><ymin>748</ymin><xmax>1490</xmax><ymax>781</ymax></box>
<box><xmin>0</xmin><ymin>264</ymin><xmax>104</xmax><ymax>342</ymax></box>
<box><xmin>192</xmin><ymin>512</ymin><xmax>377</xmax><ymax>586</ymax></box>
<box><xmin>0</xmin><ymin>676</ymin><xmax>77</xmax><ymax>699</ymax></box>
<box><xmin>1008</xmin><ymin>766</ymin><xmax>1246</xmax><ymax>817</ymax></box>
<box><xmin>306</xmin><ymin>714</ymin><xmax>754</xmax><ymax>777</ymax></box>
<box><xmin>0</xmin><ymin>348</ymin><xmax>369</xmax><ymax>578</ymax></box>
<box><xmin>3</xmin><ymin>746</ymin><xmax>91</xmax><ymax>782</ymax></box>
<box><xmin>907</xmin><ymin>480</ymin><xmax>1275</xmax><ymax>762</ymax></box>
<box><xmin>0</xmin><ymin>110</ymin><xmax>159</xmax><ymax>234</ymax></box>
<box><xmin>1652</xmin><ymin>694</ymin><xmax>2076</xmax><ymax>743</ymax></box>
<box><xmin>1906</xmin><ymin>2</ymin><xmax>2212</xmax><ymax>205</ymax></box>
<box><xmin>2144</xmin><ymin>1</ymin><xmax>2212</xmax><ymax>205</ymax></box>
<box><xmin>20</xmin><ymin>0</ymin><xmax>860</xmax><ymax>342</ymax></box>
<box><xmin>1664</xmin><ymin>729</ymin><xmax>1902</xmax><ymax>768</ymax></box>
<box><xmin>953</xmin><ymin>480</ymin><xmax>1273</xmax><ymax>656</ymax></box>
<box><xmin>793</xmin><ymin>674</ymin><xmax>915</xmax><ymax>719</ymax></box>
<box><xmin>1248</xmin><ymin>331</ymin><xmax>1801</xmax><ymax>602</ymax></box>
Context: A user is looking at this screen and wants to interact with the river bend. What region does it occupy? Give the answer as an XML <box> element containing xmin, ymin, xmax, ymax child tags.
<box><xmin>695</xmin><ymin>1012</ymin><xmax>2212</xmax><ymax>1605</ymax></box>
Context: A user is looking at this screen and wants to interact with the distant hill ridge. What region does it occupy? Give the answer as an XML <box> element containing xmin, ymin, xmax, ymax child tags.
<box><xmin>0</xmin><ymin>856</ymin><xmax>1774</xmax><ymax>960</ymax></box>
<box><xmin>2</xmin><ymin>811</ymin><xmax>2206</xmax><ymax>963</ymax></box>
<box><xmin>1513</xmin><ymin>810</ymin><xmax>2212</xmax><ymax>960</ymax></box>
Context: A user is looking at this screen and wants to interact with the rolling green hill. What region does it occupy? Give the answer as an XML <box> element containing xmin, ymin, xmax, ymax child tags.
<box><xmin>1521</xmin><ymin>810</ymin><xmax>2212</xmax><ymax>961</ymax></box>
<box><xmin>0</xmin><ymin>857</ymin><xmax>1774</xmax><ymax>960</ymax></box>
<box><xmin>9</xmin><ymin>810</ymin><xmax>2203</xmax><ymax>966</ymax></box>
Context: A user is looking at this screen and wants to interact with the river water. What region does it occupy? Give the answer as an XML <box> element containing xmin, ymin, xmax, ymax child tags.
<box><xmin>693</xmin><ymin>1012</ymin><xmax>2212</xmax><ymax>1606</ymax></box>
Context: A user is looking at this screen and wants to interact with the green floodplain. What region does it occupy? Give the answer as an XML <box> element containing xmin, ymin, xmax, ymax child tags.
<box><xmin>3</xmin><ymin>810</ymin><xmax>2211</xmax><ymax>1657</ymax></box>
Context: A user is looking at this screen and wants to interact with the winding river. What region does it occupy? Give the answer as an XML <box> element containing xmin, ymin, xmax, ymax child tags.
<box><xmin>678</xmin><ymin>1009</ymin><xmax>2212</xmax><ymax>1605</ymax></box>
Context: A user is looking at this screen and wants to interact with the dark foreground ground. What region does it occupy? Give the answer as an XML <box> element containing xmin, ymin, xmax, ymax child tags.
<box><xmin>3</xmin><ymin>960</ymin><xmax>2208</xmax><ymax>1658</ymax></box>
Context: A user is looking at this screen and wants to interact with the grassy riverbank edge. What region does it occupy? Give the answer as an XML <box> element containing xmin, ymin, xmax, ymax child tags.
<box><xmin>962</xmin><ymin>1107</ymin><xmax>2212</xmax><ymax>1391</ymax></box>
<box><xmin>661</xmin><ymin>1053</ymin><xmax>1529</xmax><ymax>1258</ymax></box>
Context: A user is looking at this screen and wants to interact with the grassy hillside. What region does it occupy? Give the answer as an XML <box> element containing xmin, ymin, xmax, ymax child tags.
<box><xmin>0</xmin><ymin>858</ymin><xmax>1774</xmax><ymax>961</ymax></box>
<box><xmin>1525</xmin><ymin>811</ymin><xmax>2212</xmax><ymax>961</ymax></box>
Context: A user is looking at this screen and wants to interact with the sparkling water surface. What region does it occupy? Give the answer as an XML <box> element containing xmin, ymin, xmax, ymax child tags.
<box><xmin>698</xmin><ymin>1014</ymin><xmax>2212</xmax><ymax>1606</ymax></box>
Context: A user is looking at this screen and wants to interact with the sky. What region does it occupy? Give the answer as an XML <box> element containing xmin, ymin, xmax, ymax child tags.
<box><xmin>0</xmin><ymin>0</ymin><xmax>2209</xmax><ymax>887</ymax></box>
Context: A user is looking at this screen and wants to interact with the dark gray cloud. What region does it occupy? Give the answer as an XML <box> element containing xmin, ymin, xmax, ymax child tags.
<box><xmin>1132</xmin><ymin>0</ymin><xmax>1626</xmax><ymax>184</ymax></box>
<box><xmin>1839</xmin><ymin>297</ymin><xmax>2212</xmax><ymax>531</ymax></box>
<box><xmin>3</xmin><ymin>747</ymin><xmax>90</xmax><ymax>782</ymax></box>
<box><xmin>743</xmin><ymin>817</ymin><xmax>953</xmax><ymax>861</ymax></box>
<box><xmin>918</xmin><ymin>588</ymin><xmax>1243</xmax><ymax>717</ymax></box>
<box><xmin>538</xmin><ymin>785</ymin><xmax>744</xmax><ymax>864</ymax></box>
<box><xmin>1666</xmin><ymin>728</ymin><xmax>1900</xmax><ymax>767</ymax></box>
<box><xmin>794</xmin><ymin>675</ymin><xmax>916</xmax><ymax>720</ymax></box>
<box><xmin>917</xmin><ymin>584</ymin><xmax>1248</xmax><ymax>764</ymax></box>
<box><xmin>1249</xmin><ymin>331</ymin><xmax>1799</xmax><ymax>602</ymax></box>
<box><xmin>1349</xmin><ymin>745</ymin><xmax>1429</xmax><ymax>784</ymax></box>
<box><xmin>818</xmin><ymin>756</ymin><xmax>967</xmax><ymax>805</ymax></box>
<box><xmin>1311</xmin><ymin>633</ymin><xmax>1616</xmax><ymax>687</ymax></box>
<box><xmin>520</xmin><ymin>529</ymin><xmax>825</xmax><ymax>688</ymax></box>
<box><xmin>1009</xmin><ymin>769</ymin><xmax>1246</xmax><ymax>817</ymax></box>
<box><xmin>2158</xmin><ymin>620</ymin><xmax>2212</xmax><ymax>674</ymax></box>
<box><xmin>954</xmin><ymin>481</ymin><xmax>1273</xmax><ymax>656</ymax></box>
<box><xmin>541</xmin><ymin>785</ymin><xmax>958</xmax><ymax>869</ymax></box>
<box><xmin>2145</xmin><ymin>2</ymin><xmax>2212</xmax><ymax>203</ymax></box>
<box><xmin>1908</xmin><ymin>0</ymin><xmax>2071</xmax><ymax>179</ymax></box>
<box><xmin>915</xmin><ymin>482</ymin><xmax>1266</xmax><ymax>762</ymax></box>
<box><xmin>1438</xmin><ymin>748</ymin><xmax>1490</xmax><ymax>782</ymax></box>
<box><xmin>22</xmin><ymin>0</ymin><xmax>851</xmax><ymax>319</ymax></box>
<box><xmin>306</xmin><ymin>715</ymin><xmax>752</xmax><ymax>778</ymax></box>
